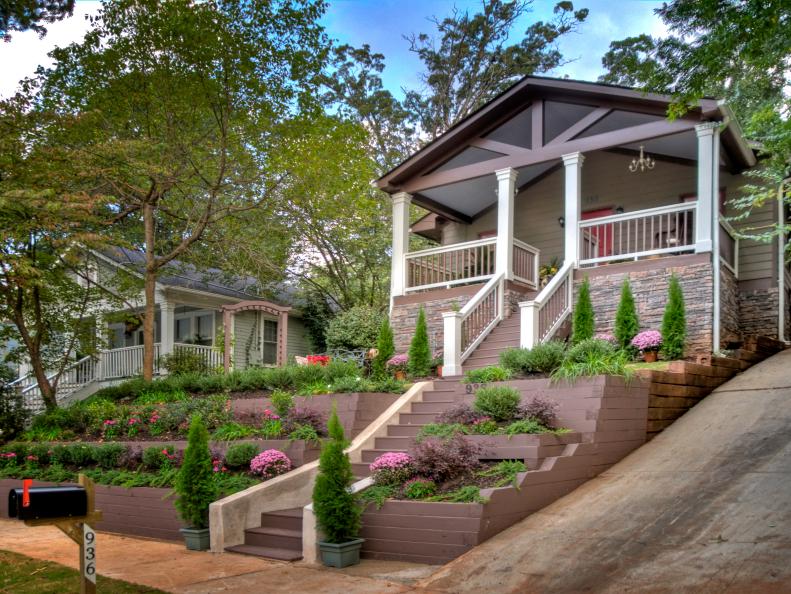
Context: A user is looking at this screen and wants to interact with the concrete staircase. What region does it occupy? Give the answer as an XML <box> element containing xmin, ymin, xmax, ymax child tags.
<box><xmin>225</xmin><ymin>507</ymin><xmax>303</xmax><ymax>561</ymax></box>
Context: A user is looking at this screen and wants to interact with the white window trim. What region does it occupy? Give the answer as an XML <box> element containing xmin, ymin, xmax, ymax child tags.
<box><xmin>174</xmin><ymin>309</ymin><xmax>216</xmax><ymax>345</ymax></box>
<box><xmin>259</xmin><ymin>314</ymin><xmax>279</xmax><ymax>365</ymax></box>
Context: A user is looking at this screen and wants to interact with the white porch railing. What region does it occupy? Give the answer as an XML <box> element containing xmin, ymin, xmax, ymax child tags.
<box><xmin>519</xmin><ymin>261</ymin><xmax>574</xmax><ymax>349</ymax></box>
<box><xmin>173</xmin><ymin>343</ymin><xmax>224</xmax><ymax>370</ymax></box>
<box><xmin>512</xmin><ymin>239</ymin><xmax>540</xmax><ymax>288</ymax></box>
<box><xmin>405</xmin><ymin>237</ymin><xmax>496</xmax><ymax>292</ymax></box>
<box><xmin>101</xmin><ymin>344</ymin><xmax>161</xmax><ymax>380</ymax></box>
<box><xmin>443</xmin><ymin>273</ymin><xmax>505</xmax><ymax>376</ymax></box>
<box><xmin>15</xmin><ymin>356</ymin><xmax>99</xmax><ymax>413</ymax></box>
<box><xmin>579</xmin><ymin>203</ymin><xmax>697</xmax><ymax>266</ymax></box>
<box><xmin>719</xmin><ymin>217</ymin><xmax>739</xmax><ymax>277</ymax></box>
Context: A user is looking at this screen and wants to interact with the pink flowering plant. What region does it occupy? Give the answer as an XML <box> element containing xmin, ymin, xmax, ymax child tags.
<box><xmin>102</xmin><ymin>419</ymin><xmax>119</xmax><ymax>440</ymax></box>
<box><xmin>369</xmin><ymin>451</ymin><xmax>415</xmax><ymax>486</ymax></box>
<box><xmin>631</xmin><ymin>330</ymin><xmax>662</xmax><ymax>353</ymax></box>
<box><xmin>594</xmin><ymin>332</ymin><xmax>616</xmax><ymax>344</ymax></box>
<box><xmin>386</xmin><ymin>354</ymin><xmax>409</xmax><ymax>373</ymax></box>
<box><xmin>260</xmin><ymin>409</ymin><xmax>283</xmax><ymax>439</ymax></box>
<box><xmin>126</xmin><ymin>417</ymin><xmax>142</xmax><ymax>437</ymax></box>
<box><xmin>250</xmin><ymin>449</ymin><xmax>292</xmax><ymax>479</ymax></box>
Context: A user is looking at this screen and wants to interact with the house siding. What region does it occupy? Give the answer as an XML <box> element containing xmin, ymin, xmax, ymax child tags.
<box><xmin>233</xmin><ymin>311</ymin><xmax>257</xmax><ymax>369</ymax></box>
<box><xmin>287</xmin><ymin>317</ymin><xmax>312</xmax><ymax>359</ymax></box>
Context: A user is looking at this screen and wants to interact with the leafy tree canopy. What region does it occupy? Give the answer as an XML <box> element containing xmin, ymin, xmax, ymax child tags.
<box><xmin>1</xmin><ymin>0</ymin><xmax>74</xmax><ymax>39</ymax></box>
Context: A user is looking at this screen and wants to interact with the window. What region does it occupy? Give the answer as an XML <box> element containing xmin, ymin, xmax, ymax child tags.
<box><xmin>176</xmin><ymin>318</ymin><xmax>192</xmax><ymax>342</ymax></box>
<box><xmin>195</xmin><ymin>314</ymin><xmax>213</xmax><ymax>346</ymax></box>
<box><xmin>174</xmin><ymin>310</ymin><xmax>214</xmax><ymax>345</ymax></box>
<box><xmin>262</xmin><ymin>319</ymin><xmax>278</xmax><ymax>365</ymax></box>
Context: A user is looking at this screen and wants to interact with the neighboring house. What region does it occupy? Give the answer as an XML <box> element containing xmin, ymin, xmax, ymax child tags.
<box><xmin>377</xmin><ymin>76</ymin><xmax>790</xmax><ymax>376</ymax></box>
<box><xmin>10</xmin><ymin>247</ymin><xmax>313</xmax><ymax>408</ymax></box>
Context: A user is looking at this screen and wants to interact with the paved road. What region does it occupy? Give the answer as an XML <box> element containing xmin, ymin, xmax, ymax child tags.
<box><xmin>419</xmin><ymin>349</ymin><xmax>791</xmax><ymax>594</ymax></box>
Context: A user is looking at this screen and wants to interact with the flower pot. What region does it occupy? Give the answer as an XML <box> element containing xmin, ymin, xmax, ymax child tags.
<box><xmin>318</xmin><ymin>538</ymin><xmax>365</xmax><ymax>568</ymax></box>
<box><xmin>180</xmin><ymin>527</ymin><xmax>210</xmax><ymax>551</ymax></box>
<box><xmin>394</xmin><ymin>370</ymin><xmax>406</xmax><ymax>381</ymax></box>
<box><xmin>642</xmin><ymin>350</ymin><xmax>658</xmax><ymax>363</ymax></box>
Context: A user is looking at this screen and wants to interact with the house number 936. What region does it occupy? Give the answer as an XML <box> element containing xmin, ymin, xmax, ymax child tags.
<box><xmin>83</xmin><ymin>524</ymin><xmax>97</xmax><ymax>584</ymax></box>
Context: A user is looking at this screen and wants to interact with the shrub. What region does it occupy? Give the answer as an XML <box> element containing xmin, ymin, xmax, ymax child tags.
<box><xmin>250</xmin><ymin>449</ymin><xmax>292</xmax><ymax>479</ymax></box>
<box><xmin>427</xmin><ymin>485</ymin><xmax>486</xmax><ymax>503</ymax></box>
<box><xmin>94</xmin><ymin>444</ymin><xmax>128</xmax><ymax>469</ymax></box>
<box><xmin>329</xmin><ymin>376</ymin><xmax>374</xmax><ymax>393</ymax></box>
<box><xmin>572</xmin><ymin>277</ymin><xmax>595</xmax><ymax>344</ymax></box>
<box><xmin>174</xmin><ymin>415</ymin><xmax>217</xmax><ymax>529</ymax></box>
<box><xmin>283</xmin><ymin>407</ymin><xmax>326</xmax><ymax>436</ymax></box>
<box><xmin>371</xmin><ymin>376</ymin><xmax>407</xmax><ymax>394</ymax></box>
<box><xmin>142</xmin><ymin>445</ymin><xmax>178</xmax><ymax>470</ymax></box>
<box><xmin>159</xmin><ymin>349</ymin><xmax>209</xmax><ymax>376</ymax></box>
<box><xmin>312</xmin><ymin>405</ymin><xmax>361</xmax><ymax>544</ymax></box>
<box><xmin>371</xmin><ymin>317</ymin><xmax>395</xmax><ymax>378</ymax></box>
<box><xmin>478</xmin><ymin>460</ymin><xmax>526</xmax><ymax>488</ymax></box>
<box><xmin>416</xmin><ymin>423</ymin><xmax>469</xmax><ymax>442</ymax></box>
<box><xmin>270</xmin><ymin>390</ymin><xmax>294</xmax><ymax>418</ymax></box>
<box><xmin>325</xmin><ymin>305</ymin><xmax>383</xmax><ymax>351</ymax></box>
<box><xmin>470</xmin><ymin>417</ymin><xmax>499</xmax><ymax>434</ymax></box>
<box><xmin>63</xmin><ymin>444</ymin><xmax>96</xmax><ymax>467</ymax></box>
<box><xmin>517</xmin><ymin>396</ymin><xmax>559</xmax><ymax>428</ymax></box>
<box><xmin>287</xmin><ymin>424</ymin><xmax>320</xmax><ymax>443</ymax></box>
<box><xmin>661</xmin><ymin>275</ymin><xmax>686</xmax><ymax>360</ymax></box>
<box><xmin>437</xmin><ymin>402</ymin><xmax>482</xmax><ymax>425</ymax></box>
<box><xmin>324</xmin><ymin>360</ymin><xmax>362</xmax><ymax>383</ymax></box>
<box><xmin>463</xmin><ymin>366</ymin><xmax>512</xmax><ymax>383</ymax></box>
<box><xmin>411</xmin><ymin>434</ymin><xmax>481</xmax><ymax>483</ymax></box>
<box><xmin>408</xmin><ymin>307</ymin><xmax>431</xmax><ymax>377</ymax></box>
<box><xmin>386</xmin><ymin>353</ymin><xmax>408</xmax><ymax>372</ymax></box>
<box><xmin>0</xmin><ymin>386</ymin><xmax>29</xmax><ymax>443</ymax></box>
<box><xmin>260</xmin><ymin>411</ymin><xmax>284</xmax><ymax>439</ymax></box>
<box><xmin>135</xmin><ymin>389</ymin><xmax>189</xmax><ymax>405</ymax></box>
<box><xmin>474</xmin><ymin>386</ymin><xmax>521</xmax><ymax>422</ymax></box>
<box><xmin>614</xmin><ymin>279</ymin><xmax>640</xmax><ymax>350</ymax></box>
<box><xmin>224</xmin><ymin>443</ymin><xmax>259</xmax><ymax>469</ymax></box>
<box><xmin>369</xmin><ymin>452</ymin><xmax>415</xmax><ymax>486</ymax></box>
<box><xmin>500</xmin><ymin>342</ymin><xmax>566</xmax><ymax>375</ymax></box>
<box><xmin>404</xmin><ymin>478</ymin><xmax>436</xmax><ymax>500</ymax></box>
<box><xmin>552</xmin><ymin>338</ymin><xmax>632</xmax><ymax>382</ymax></box>
<box><xmin>501</xmin><ymin>419</ymin><xmax>548</xmax><ymax>436</ymax></box>
<box><xmin>632</xmin><ymin>330</ymin><xmax>662</xmax><ymax>353</ymax></box>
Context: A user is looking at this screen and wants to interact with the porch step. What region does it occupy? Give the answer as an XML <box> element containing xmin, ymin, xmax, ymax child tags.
<box><xmin>388</xmin><ymin>424</ymin><xmax>427</xmax><ymax>437</ymax></box>
<box><xmin>399</xmin><ymin>412</ymin><xmax>442</xmax><ymax>425</ymax></box>
<box><xmin>374</xmin><ymin>436</ymin><xmax>413</xmax><ymax>450</ymax></box>
<box><xmin>352</xmin><ymin>462</ymin><xmax>372</xmax><ymax>477</ymax></box>
<box><xmin>226</xmin><ymin>544</ymin><xmax>302</xmax><ymax>562</ymax></box>
<box><xmin>244</xmin><ymin>526</ymin><xmax>302</xmax><ymax>549</ymax></box>
<box><xmin>411</xmin><ymin>400</ymin><xmax>457</xmax><ymax>414</ymax></box>
<box><xmin>259</xmin><ymin>507</ymin><xmax>303</xmax><ymax>531</ymax></box>
<box><xmin>422</xmin><ymin>390</ymin><xmax>466</xmax><ymax>402</ymax></box>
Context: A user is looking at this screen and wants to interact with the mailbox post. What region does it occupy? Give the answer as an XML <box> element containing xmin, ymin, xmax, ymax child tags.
<box><xmin>8</xmin><ymin>474</ymin><xmax>102</xmax><ymax>594</ymax></box>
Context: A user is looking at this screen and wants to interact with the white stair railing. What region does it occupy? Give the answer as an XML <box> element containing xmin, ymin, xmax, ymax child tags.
<box><xmin>443</xmin><ymin>273</ymin><xmax>505</xmax><ymax>376</ymax></box>
<box><xmin>17</xmin><ymin>355</ymin><xmax>99</xmax><ymax>413</ymax></box>
<box><xmin>519</xmin><ymin>261</ymin><xmax>574</xmax><ymax>349</ymax></box>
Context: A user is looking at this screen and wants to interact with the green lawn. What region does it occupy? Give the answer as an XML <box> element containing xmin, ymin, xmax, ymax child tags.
<box><xmin>0</xmin><ymin>550</ymin><xmax>167</xmax><ymax>594</ymax></box>
<box><xmin>625</xmin><ymin>361</ymin><xmax>671</xmax><ymax>372</ymax></box>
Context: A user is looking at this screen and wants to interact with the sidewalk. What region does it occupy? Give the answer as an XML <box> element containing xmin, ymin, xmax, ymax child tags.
<box><xmin>0</xmin><ymin>519</ymin><xmax>433</xmax><ymax>594</ymax></box>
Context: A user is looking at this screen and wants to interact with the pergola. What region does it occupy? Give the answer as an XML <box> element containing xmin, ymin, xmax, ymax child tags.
<box><xmin>221</xmin><ymin>300</ymin><xmax>291</xmax><ymax>371</ymax></box>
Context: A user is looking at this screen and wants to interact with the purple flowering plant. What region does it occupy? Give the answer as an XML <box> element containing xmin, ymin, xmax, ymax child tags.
<box><xmin>369</xmin><ymin>451</ymin><xmax>415</xmax><ymax>486</ymax></box>
<box><xmin>250</xmin><ymin>449</ymin><xmax>292</xmax><ymax>479</ymax></box>
<box><xmin>386</xmin><ymin>354</ymin><xmax>409</xmax><ymax>372</ymax></box>
<box><xmin>631</xmin><ymin>330</ymin><xmax>662</xmax><ymax>352</ymax></box>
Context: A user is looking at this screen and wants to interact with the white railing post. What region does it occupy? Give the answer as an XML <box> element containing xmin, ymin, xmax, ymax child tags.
<box><xmin>160</xmin><ymin>301</ymin><xmax>176</xmax><ymax>358</ymax></box>
<box><xmin>519</xmin><ymin>301</ymin><xmax>540</xmax><ymax>349</ymax></box>
<box><xmin>442</xmin><ymin>311</ymin><xmax>463</xmax><ymax>377</ymax></box>
<box><xmin>695</xmin><ymin>122</ymin><xmax>720</xmax><ymax>253</ymax></box>
<box><xmin>495</xmin><ymin>168</ymin><xmax>517</xmax><ymax>280</ymax></box>
<box><xmin>562</xmin><ymin>152</ymin><xmax>584</xmax><ymax>265</ymax></box>
<box><xmin>390</xmin><ymin>192</ymin><xmax>412</xmax><ymax>300</ymax></box>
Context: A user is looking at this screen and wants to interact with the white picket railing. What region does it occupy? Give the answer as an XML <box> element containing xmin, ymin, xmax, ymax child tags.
<box><xmin>519</xmin><ymin>261</ymin><xmax>574</xmax><ymax>349</ymax></box>
<box><xmin>101</xmin><ymin>344</ymin><xmax>161</xmax><ymax>380</ymax></box>
<box><xmin>443</xmin><ymin>273</ymin><xmax>505</xmax><ymax>376</ymax></box>
<box><xmin>719</xmin><ymin>217</ymin><xmax>739</xmax><ymax>277</ymax></box>
<box><xmin>405</xmin><ymin>237</ymin><xmax>496</xmax><ymax>292</ymax></box>
<box><xmin>173</xmin><ymin>342</ymin><xmax>224</xmax><ymax>370</ymax></box>
<box><xmin>16</xmin><ymin>355</ymin><xmax>99</xmax><ymax>413</ymax></box>
<box><xmin>513</xmin><ymin>239</ymin><xmax>540</xmax><ymax>288</ymax></box>
<box><xmin>579</xmin><ymin>203</ymin><xmax>697</xmax><ymax>266</ymax></box>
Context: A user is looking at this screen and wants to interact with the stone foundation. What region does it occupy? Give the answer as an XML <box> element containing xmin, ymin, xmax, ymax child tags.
<box><xmin>720</xmin><ymin>265</ymin><xmax>741</xmax><ymax>346</ymax></box>
<box><xmin>739</xmin><ymin>286</ymin><xmax>780</xmax><ymax>339</ymax></box>
<box><xmin>577</xmin><ymin>254</ymin><xmax>714</xmax><ymax>356</ymax></box>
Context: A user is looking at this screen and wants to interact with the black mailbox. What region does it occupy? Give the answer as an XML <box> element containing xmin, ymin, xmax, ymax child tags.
<box><xmin>8</xmin><ymin>486</ymin><xmax>88</xmax><ymax>521</ymax></box>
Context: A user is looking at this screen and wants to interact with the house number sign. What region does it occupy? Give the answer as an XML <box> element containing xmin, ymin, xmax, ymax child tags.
<box><xmin>83</xmin><ymin>524</ymin><xmax>97</xmax><ymax>584</ymax></box>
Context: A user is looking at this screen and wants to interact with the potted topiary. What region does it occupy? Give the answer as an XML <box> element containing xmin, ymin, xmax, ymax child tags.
<box><xmin>312</xmin><ymin>404</ymin><xmax>363</xmax><ymax>567</ymax></box>
<box><xmin>174</xmin><ymin>414</ymin><xmax>217</xmax><ymax>550</ymax></box>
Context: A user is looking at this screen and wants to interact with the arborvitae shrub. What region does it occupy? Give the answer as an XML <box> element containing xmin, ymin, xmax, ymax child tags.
<box><xmin>408</xmin><ymin>307</ymin><xmax>431</xmax><ymax>377</ymax></box>
<box><xmin>174</xmin><ymin>415</ymin><xmax>217</xmax><ymax>529</ymax></box>
<box><xmin>372</xmin><ymin>317</ymin><xmax>395</xmax><ymax>378</ymax></box>
<box><xmin>312</xmin><ymin>405</ymin><xmax>360</xmax><ymax>543</ymax></box>
<box><xmin>572</xmin><ymin>277</ymin><xmax>595</xmax><ymax>344</ymax></box>
<box><xmin>614</xmin><ymin>279</ymin><xmax>640</xmax><ymax>350</ymax></box>
<box><xmin>661</xmin><ymin>275</ymin><xmax>686</xmax><ymax>360</ymax></box>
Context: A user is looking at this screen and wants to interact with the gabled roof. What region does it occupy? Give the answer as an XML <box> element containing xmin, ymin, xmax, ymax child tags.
<box><xmin>377</xmin><ymin>76</ymin><xmax>756</xmax><ymax>209</ymax></box>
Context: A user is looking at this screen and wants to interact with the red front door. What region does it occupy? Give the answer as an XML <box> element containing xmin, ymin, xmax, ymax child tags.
<box><xmin>581</xmin><ymin>208</ymin><xmax>615</xmax><ymax>259</ymax></box>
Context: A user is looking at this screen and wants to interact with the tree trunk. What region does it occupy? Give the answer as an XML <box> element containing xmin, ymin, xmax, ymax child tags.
<box><xmin>27</xmin><ymin>344</ymin><xmax>57</xmax><ymax>410</ymax></box>
<box><xmin>142</xmin><ymin>201</ymin><xmax>157</xmax><ymax>382</ymax></box>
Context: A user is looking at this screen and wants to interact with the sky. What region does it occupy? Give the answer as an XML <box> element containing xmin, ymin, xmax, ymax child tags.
<box><xmin>0</xmin><ymin>0</ymin><xmax>668</xmax><ymax>100</ymax></box>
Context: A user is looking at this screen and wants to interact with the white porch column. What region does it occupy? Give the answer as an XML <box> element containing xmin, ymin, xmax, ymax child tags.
<box><xmin>695</xmin><ymin>122</ymin><xmax>721</xmax><ymax>253</ymax></box>
<box><xmin>390</xmin><ymin>192</ymin><xmax>412</xmax><ymax>299</ymax></box>
<box><xmin>495</xmin><ymin>167</ymin><xmax>518</xmax><ymax>279</ymax></box>
<box><xmin>160</xmin><ymin>301</ymin><xmax>176</xmax><ymax>356</ymax></box>
<box><xmin>562</xmin><ymin>152</ymin><xmax>584</xmax><ymax>264</ymax></box>
<box><xmin>442</xmin><ymin>311</ymin><xmax>463</xmax><ymax>377</ymax></box>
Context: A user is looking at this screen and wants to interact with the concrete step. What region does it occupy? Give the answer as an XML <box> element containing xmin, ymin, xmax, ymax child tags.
<box><xmin>374</xmin><ymin>436</ymin><xmax>413</xmax><ymax>450</ymax></box>
<box><xmin>422</xmin><ymin>390</ymin><xmax>466</xmax><ymax>402</ymax></box>
<box><xmin>362</xmin><ymin>448</ymin><xmax>409</xmax><ymax>463</ymax></box>
<box><xmin>399</xmin><ymin>412</ymin><xmax>441</xmax><ymax>425</ymax></box>
<box><xmin>244</xmin><ymin>526</ymin><xmax>302</xmax><ymax>550</ymax></box>
<box><xmin>388</xmin><ymin>424</ymin><xmax>426</xmax><ymax>437</ymax></box>
<box><xmin>226</xmin><ymin>544</ymin><xmax>302</xmax><ymax>562</ymax></box>
<box><xmin>352</xmin><ymin>462</ymin><xmax>372</xmax><ymax>477</ymax></box>
<box><xmin>259</xmin><ymin>507</ymin><xmax>303</xmax><ymax>531</ymax></box>
<box><xmin>411</xmin><ymin>400</ymin><xmax>457</xmax><ymax>414</ymax></box>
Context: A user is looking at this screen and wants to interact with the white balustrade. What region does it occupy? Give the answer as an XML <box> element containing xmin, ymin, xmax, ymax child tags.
<box><xmin>512</xmin><ymin>239</ymin><xmax>540</xmax><ymax>288</ymax></box>
<box><xmin>578</xmin><ymin>203</ymin><xmax>697</xmax><ymax>266</ymax></box>
<box><xmin>405</xmin><ymin>238</ymin><xmax>496</xmax><ymax>292</ymax></box>
<box><xmin>519</xmin><ymin>261</ymin><xmax>574</xmax><ymax>349</ymax></box>
<box><xmin>173</xmin><ymin>343</ymin><xmax>224</xmax><ymax>370</ymax></box>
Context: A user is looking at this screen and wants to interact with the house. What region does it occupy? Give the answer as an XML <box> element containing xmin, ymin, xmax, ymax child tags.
<box><xmin>10</xmin><ymin>247</ymin><xmax>313</xmax><ymax>408</ymax></box>
<box><xmin>377</xmin><ymin>76</ymin><xmax>790</xmax><ymax>376</ymax></box>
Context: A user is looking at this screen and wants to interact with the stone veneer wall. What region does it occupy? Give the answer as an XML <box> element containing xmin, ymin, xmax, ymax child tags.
<box><xmin>739</xmin><ymin>286</ymin><xmax>780</xmax><ymax>339</ymax></box>
<box><xmin>578</xmin><ymin>255</ymin><xmax>714</xmax><ymax>356</ymax></box>
<box><xmin>720</xmin><ymin>265</ymin><xmax>741</xmax><ymax>346</ymax></box>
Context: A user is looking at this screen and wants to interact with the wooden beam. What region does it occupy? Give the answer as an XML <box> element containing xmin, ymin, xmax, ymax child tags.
<box><xmin>402</xmin><ymin>117</ymin><xmax>700</xmax><ymax>194</ymax></box>
<box><xmin>546</xmin><ymin>107</ymin><xmax>612</xmax><ymax>145</ymax></box>
<box><xmin>469</xmin><ymin>137</ymin><xmax>530</xmax><ymax>156</ymax></box>
<box><xmin>531</xmin><ymin>99</ymin><xmax>544</xmax><ymax>149</ymax></box>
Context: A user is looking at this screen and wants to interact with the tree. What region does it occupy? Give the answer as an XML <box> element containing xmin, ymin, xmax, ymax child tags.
<box><xmin>18</xmin><ymin>0</ymin><xmax>329</xmax><ymax>380</ymax></box>
<box><xmin>1</xmin><ymin>0</ymin><xmax>74</xmax><ymax>39</ymax></box>
<box><xmin>312</xmin><ymin>404</ymin><xmax>360</xmax><ymax>544</ymax></box>
<box><xmin>174</xmin><ymin>414</ymin><xmax>216</xmax><ymax>530</ymax></box>
<box><xmin>408</xmin><ymin>306</ymin><xmax>431</xmax><ymax>377</ymax></box>
<box><xmin>404</xmin><ymin>0</ymin><xmax>588</xmax><ymax>140</ymax></box>
<box><xmin>614</xmin><ymin>279</ymin><xmax>639</xmax><ymax>350</ymax></box>
<box><xmin>600</xmin><ymin>1</ymin><xmax>791</xmax><ymax>246</ymax></box>
<box><xmin>661</xmin><ymin>275</ymin><xmax>686</xmax><ymax>360</ymax></box>
<box><xmin>372</xmin><ymin>317</ymin><xmax>395</xmax><ymax>378</ymax></box>
<box><xmin>572</xmin><ymin>277</ymin><xmax>594</xmax><ymax>344</ymax></box>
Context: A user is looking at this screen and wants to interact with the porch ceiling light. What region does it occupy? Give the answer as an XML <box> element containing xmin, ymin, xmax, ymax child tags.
<box><xmin>629</xmin><ymin>145</ymin><xmax>655</xmax><ymax>172</ymax></box>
